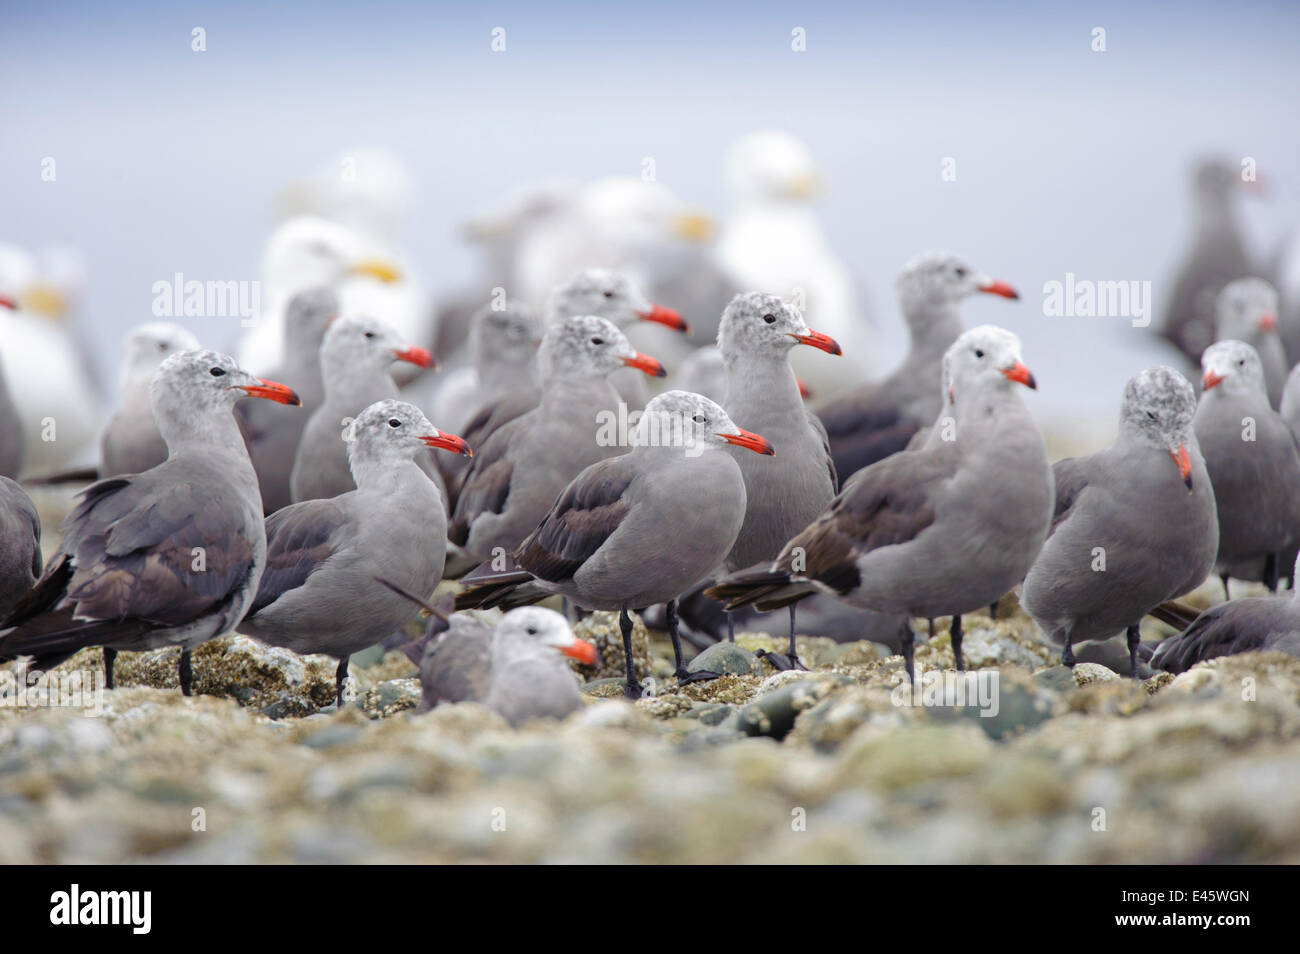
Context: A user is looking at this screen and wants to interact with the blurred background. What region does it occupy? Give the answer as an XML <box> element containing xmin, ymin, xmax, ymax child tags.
<box><xmin>3</xmin><ymin>0</ymin><xmax>1299</xmax><ymax>444</ymax></box>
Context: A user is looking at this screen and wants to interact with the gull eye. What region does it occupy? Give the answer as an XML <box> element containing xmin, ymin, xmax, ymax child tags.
<box><xmin>954</xmin><ymin>267</ymin><xmax>967</xmax><ymax>278</ymax></box>
<box><xmin>363</xmin><ymin>331</ymin><xmax>376</xmax><ymax>340</ymax></box>
<box><xmin>1238</xmin><ymin>359</ymin><xmax>1245</xmax><ymax>366</ymax></box>
<box><xmin>590</xmin><ymin>336</ymin><xmax>604</xmax><ymax>345</ymax></box>
<box><xmin>762</xmin><ymin>314</ymin><xmax>776</xmax><ymax>324</ymax></box>
<box><xmin>974</xmin><ymin>349</ymin><xmax>985</xmax><ymax>358</ymax></box>
<box><xmin>388</xmin><ymin>418</ymin><xmax>401</xmax><ymax>428</ymax></box>
<box><xmin>526</xmin><ymin>626</ymin><xmax>538</xmax><ymax>635</ymax></box>
<box><xmin>602</xmin><ymin>290</ymin><xmax>614</xmax><ymax>299</ymax></box>
<box><xmin>209</xmin><ymin>367</ymin><xmax>226</xmax><ymax>377</ymax></box>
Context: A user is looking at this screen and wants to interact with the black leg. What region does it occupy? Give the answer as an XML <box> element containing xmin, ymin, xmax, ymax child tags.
<box><xmin>1126</xmin><ymin>625</ymin><xmax>1141</xmax><ymax>681</ymax></box>
<box><xmin>951</xmin><ymin>614</ymin><xmax>965</xmax><ymax>671</ymax></box>
<box><xmin>335</xmin><ymin>655</ymin><xmax>350</xmax><ymax>707</ymax></box>
<box><xmin>1221</xmin><ymin>573</ymin><xmax>1230</xmax><ymax>602</ymax></box>
<box><xmin>898</xmin><ymin>619</ymin><xmax>916</xmax><ymax>684</ymax></box>
<box><xmin>928</xmin><ymin>618</ymin><xmax>935</xmax><ymax>640</ymax></box>
<box><xmin>726</xmin><ymin>611</ymin><xmax>735</xmax><ymax>643</ymax></box>
<box><xmin>620</xmin><ymin>608</ymin><xmax>642</xmax><ymax>699</ymax></box>
<box><xmin>671</xmin><ymin>599</ymin><xmax>721</xmax><ymax>683</ymax></box>
<box><xmin>179</xmin><ymin>649</ymin><xmax>193</xmax><ymax>696</ymax></box>
<box><xmin>757</xmin><ymin>604</ymin><xmax>810</xmax><ymax>672</ymax></box>
<box><xmin>1264</xmin><ymin>553</ymin><xmax>1279</xmax><ymax>594</ymax></box>
<box><xmin>989</xmin><ymin>601</ymin><xmax>998</xmax><ymax>620</ymax></box>
<box><xmin>1062</xmin><ymin>639</ymin><xmax>1075</xmax><ymax>668</ymax></box>
<box><xmin>103</xmin><ymin>647</ymin><xmax>117</xmax><ymax>690</ymax></box>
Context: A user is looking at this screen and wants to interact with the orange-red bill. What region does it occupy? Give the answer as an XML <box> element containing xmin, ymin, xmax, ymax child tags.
<box><xmin>1203</xmin><ymin>371</ymin><xmax>1225</xmax><ymax>391</ymax></box>
<box><xmin>561</xmin><ymin>640</ymin><xmax>599</xmax><ymax>665</ymax></box>
<box><xmin>722</xmin><ymin>428</ymin><xmax>775</xmax><ymax>456</ymax></box>
<box><xmin>790</xmin><ymin>330</ymin><xmax>842</xmax><ymax>355</ymax></box>
<box><xmin>240</xmin><ymin>378</ymin><xmax>301</xmax><ymax>405</ymax></box>
<box><xmin>1171</xmin><ymin>443</ymin><xmax>1193</xmax><ymax>491</ymax></box>
<box><xmin>0</xmin><ymin>295</ymin><xmax>16</xmax><ymax>310</ymax></box>
<box><xmin>1001</xmin><ymin>361</ymin><xmax>1037</xmax><ymax>389</ymax></box>
<box><xmin>421</xmin><ymin>431</ymin><xmax>473</xmax><ymax>457</ymax></box>
<box><xmin>1260</xmin><ymin>313</ymin><xmax>1278</xmax><ymax>332</ymax></box>
<box><xmin>393</xmin><ymin>346</ymin><xmax>435</xmax><ymax>369</ymax></box>
<box><xmin>622</xmin><ymin>352</ymin><xmax>667</xmax><ymax>377</ymax></box>
<box><xmin>637</xmin><ymin>304</ymin><xmax>689</xmax><ymax>333</ymax></box>
<box><xmin>977</xmin><ymin>278</ymin><xmax>1020</xmax><ymax>300</ymax></box>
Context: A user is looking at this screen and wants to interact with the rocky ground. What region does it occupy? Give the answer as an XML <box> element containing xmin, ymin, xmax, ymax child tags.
<box><xmin>3</xmin><ymin>592</ymin><xmax>1299</xmax><ymax>864</ymax></box>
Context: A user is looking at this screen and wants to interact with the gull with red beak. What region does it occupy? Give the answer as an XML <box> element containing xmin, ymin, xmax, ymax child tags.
<box><xmin>0</xmin><ymin>350</ymin><xmax>301</xmax><ymax>694</ymax></box>
<box><xmin>455</xmin><ymin>391</ymin><xmax>771</xmax><ymax>697</ymax></box>
<box><xmin>818</xmin><ymin>250</ymin><xmax>1021</xmax><ymax>482</ymax></box>
<box><xmin>709</xmin><ymin>291</ymin><xmax>842</xmax><ymax>670</ymax></box>
<box><xmin>1194</xmin><ymin>340</ymin><xmax>1300</xmax><ymax>598</ymax></box>
<box><xmin>448</xmin><ymin>315</ymin><xmax>668</xmax><ymax>571</ymax></box>
<box><xmin>1021</xmin><ymin>366</ymin><xmax>1219</xmax><ymax>679</ymax></box>
<box><xmin>239</xmin><ymin>400</ymin><xmax>470</xmax><ymax>706</ymax></box>
<box><xmin>1214</xmin><ymin>277</ymin><xmax>1286</xmax><ymax>408</ymax></box>
<box><xmin>239</xmin><ymin>287</ymin><xmax>339</xmax><ymax>513</ymax></box>
<box><xmin>709</xmin><ymin>326</ymin><xmax>1053</xmax><ymax>683</ymax></box>
<box><xmin>406</xmin><ymin>603</ymin><xmax>594</xmax><ymax>725</ymax></box>
<box><xmin>290</xmin><ymin>315</ymin><xmax>442</xmax><ymax>504</ymax></box>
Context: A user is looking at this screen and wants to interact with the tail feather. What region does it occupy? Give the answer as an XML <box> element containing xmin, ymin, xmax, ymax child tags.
<box><xmin>705</xmin><ymin>568</ymin><xmax>817</xmax><ymax>612</ymax></box>
<box><xmin>1147</xmin><ymin>599</ymin><xmax>1202</xmax><ymax>631</ymax></box>
<box><xmin>0</xmin><ymin>606</ymin><xmax>154</xmax><ymax>666</ymax></box>
<box><xmin>23</xmin><ymin>466</ymin><xmax>101</xmax><ymax>487</ymax></box>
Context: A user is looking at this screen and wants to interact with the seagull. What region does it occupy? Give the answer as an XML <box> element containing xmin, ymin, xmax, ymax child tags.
<box><xmin>0</xmin><ymin>477</ymin><xmax>41</xmax><ymax>620</ymax></box>
<box><xmin>708</xmin><ymin>326</ymin><xmax>1053</xmax><ymax>681</ymax></box>
<box><xmin>1021</xmin><ymin>366</ymin><xmax>1219</xmax><ymax>678</ymax></box>
<box><xmin>455</xmin><ymin>390</ymin><xmax>772</xmax><ymax>697</ymax></box>
<box><xmin>1214</xmin><ymin>277</ymin><xmax>1286</xmax><ymax>407</ymax></box>
<box><xmin>239</xmin><ymin>400</ymin><xmax>470</xmax><ymax>706</ymax></box>
<box><xmin>816</xmin><ymin>250</ymin><xmax>1019</xmax><ymax>481</ymax></box>
<box><xmin>0</xmin><ymin>350</ymin><xmax>300</xmax><ymax>693</ymax></box>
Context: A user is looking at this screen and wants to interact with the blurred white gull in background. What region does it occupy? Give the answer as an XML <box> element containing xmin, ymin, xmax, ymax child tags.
<box><xmin>715</xmin><ymin>131</ymin><xmax>872</xmax><ymax>396</ymax></box>
<box><xmin>0</xmin><ymin>242</ymin><xmax>103</xmax><ymax>474</ymax></box>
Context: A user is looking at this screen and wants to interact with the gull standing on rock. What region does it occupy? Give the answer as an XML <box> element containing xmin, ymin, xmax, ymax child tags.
<box><xmin>1194</xmin><ymin>340</ymin><xmax>1300</xmax><ymax>597</ymax></box>
<box><xmin>289</xmin><ymin>315</ymin><xmax>435</xmax><ymax>504</ymax></box>
<box><xmin>0</xmin><ymin>351</ymin><xmax>300</xmax><ymax>693</ymax></box>
<box><xmin>717</xmin><ymin>291</ymin><xmax>841</xmax><ymax>668</ymax></box>
<box><xmin>455</xmin><ymin>390</ymin><xmax>772</xmax><ymax>697</ymax></box>
<box><xmin>1021</xmin><ymin>367</ymin><xmax>1219</xmax><ymax>678</ymax></box>
<box><xmin>708</xmin><ymin>326</ymin><xmax>1052</xmax><ymax>681</ymax></box>
<box><xmin>239</xmin><ymin>400</ymin><xmax>471</xmax><ymax>706</ymax></box>
<box><xmin>816</xmin><ymin>250</ymin><xmax>1019</xmax><ymax>481</ymax></box>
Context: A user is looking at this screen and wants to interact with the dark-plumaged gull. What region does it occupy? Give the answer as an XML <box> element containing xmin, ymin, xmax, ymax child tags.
<box><xmin>414</xmin><ymin>604</ymin><xmax>596</xmax><ymax>725</ymax></box>
<box><xmin>1214</xmin><ymin>277</ymin><xmax>1285</xmax><ymax>407</ymax></box>
<box><xmin>1160</xmin><ymin>158</ymin><xmax>1257</xmax><ymax>364</ymax></box>
<box><xmin>448</xmin><ymin>315</ymin><xmax>666</xmax><ymax>570</ymax></box>
<box><xmin>708</xmin><ymin>326</ymin><xmax>1052</xmax><ymax>681</ymax></box>
<box><xmin>1147</xmin><ymin>552</ymin><xmax>1300</xmax><ymax>673</ymax></box>
<box><xmin>455</xmin><ymin>390</ymin><xmax>773</xmax><ymax>697</ymax></box>
<box><xmin>1194</xmin><ymin>340</ymin><xmax>1300</xmax><ymax>597</ymax></box>
<box><xmin>0</xmin><ymin>350</ymin><xmax>300</xmax><ymax>693</ymax></box>
<box><xmin>1021</xmin><ymin>366</ymin><xmax>1219</xmax><ymax>678</ymax></box>
<box><xmin>0</xmin><ymin>305</ymin><xmax>21</xmax><ymax>477</ymax></box>
<box><xmin>816</xmin><ymin>250</ymin><xmax>1019</xmax><ymax>481</ymax></box>
<box><xmin>289</xmin><ymin>315</ymin><xmax>436</xmax><ymax>504</ymax></box>
<box><xmin>101</xmin><ymin>322</ymin><xmax>201</xmax><ymax>477</ymax></box>
<box><xmin>716</xmin><ymin>291</ymin><xmax>841</xmax><ymax>668</ymax></box>
<box><xmin>0</xmin><ymin>477</ymin><xmax>41</xmax><ymax>619</ymax></box>
<box><xmin>238</xmin><ymin>287</ymin><xmax>338</xmax><ymax>513</ymax></box>
<box><xmin>239</xmin><ymin>400</ymin><xmax>470</xmax><ymax>705</ymax></box>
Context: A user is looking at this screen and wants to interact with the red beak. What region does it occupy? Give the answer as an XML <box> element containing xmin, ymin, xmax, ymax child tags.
<box><xmin>238</xmin><ymin>378</ymin><xmax>301</xmax><ymax>405</ymax></box>
<box><xmin>560</xmin><ymin>640</ymin><xmax>599</xmax><ymax>665</ymax></box>
<box><xmin>790</xmin><ymin>330</ymin><xmax>842</xmax><ymax>355</ymax></box>
<box><xmin>420</xmin><ymin>431</ymin><xmax>473</xmax><ymax>457</ymax></box>
<box><xmin>1171</xmin><ymin>443</ymin><xmax>1193</xmax><ymax>491</ymax></box>
<box><xmin>977</xmin><ymin>279</ymin><xmax>1020</xmax><ymax>300</ymax></box>
<box><xmin>622</xmin><ymin>352</ymin><xmax>667</xmax><ymax>377</ymax></box>
<box><xmin>637</xmin><ymin>304</ymin><xmax>689</xmax><ymax>333</ymax></box>
<box><xmin>1203</xmin><ymin>371</ymin><xmax>1225</xmax><ymax>391</ymax></box>
<box><xmin>797</xmin><ymin>378</ymin><xmax>812</xmax><ymax>400</ymax></box>
<box><xmin>0</xmin><ymin>295</ymin><xmax>16</xmax><ymax>310</ymax></box>
<box><xmin>393</xmin><ymin>346</ymin><xmax>435</xmax><ymax>369</ymax></box>
<box><xmin>1001</xmin><ymin>361</ymin><xmax>1037</xmax><ymax>389</ymax></box>
<box><xmin>721</xmin><ymin>428</ymin><xmax>775</xmax><ymax>456</ymax></box>
<box><xmin>1260</xmin><ymin>313</ymin><xmax>1278</xmax><ymax>332</ymax></box>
